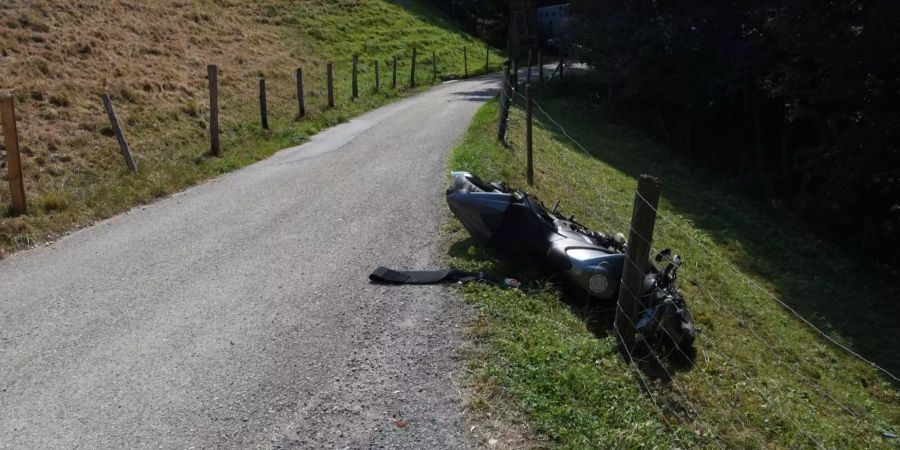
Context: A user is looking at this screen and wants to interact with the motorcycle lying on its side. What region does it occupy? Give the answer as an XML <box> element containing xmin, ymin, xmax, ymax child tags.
<box><xmin>446</xmin><ymin>171</ymin><xmax>695</xmax><ymax>350</ymax></box>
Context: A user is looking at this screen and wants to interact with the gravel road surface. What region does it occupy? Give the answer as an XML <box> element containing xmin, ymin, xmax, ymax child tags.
<box><xmin>0</xmin><ymin>74</ymin><xmax>500</xmax><ymax>448</ymax></box>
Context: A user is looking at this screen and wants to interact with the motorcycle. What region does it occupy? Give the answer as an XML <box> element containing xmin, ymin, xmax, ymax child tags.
<box><xmin>446</xmin><ymin>171</ymin><xmax>694</xmax><ymax>349</ymax></box>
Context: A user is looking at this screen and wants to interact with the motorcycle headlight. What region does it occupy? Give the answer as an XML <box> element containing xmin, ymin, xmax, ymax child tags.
<box><xmin>589</xmin><ymin>273</ymin><xmax>609</xmax><ymax>294</ymax></box>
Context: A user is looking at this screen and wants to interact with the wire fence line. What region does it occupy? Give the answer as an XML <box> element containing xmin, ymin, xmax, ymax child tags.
<box><xmin>511</xmin><ymin>78</ymin><xmax>897</xmax><ymax>382</ymax></box>
<box><xmin>528</xmin><ymin>122</ymin><xmax>882</xmax><ymax>429</ymax></box>
<box><xmin>505</xmin><ymin>84</ymin><xmax>761</xmax><ymax>448</ymax></box>
<box><xmin>504</xmin><ymin>92</ymin><xmax>723</xmax><ymax>446</ymax></box>
<box><xmin>531</xmin><ymin>91</ymin><xmax>888</xmax><ymax>406</ymax></box>
<box><xmin>496</xmin><ymin>71</ymin><xmax>896</xmax><ymax>446</ymax></box>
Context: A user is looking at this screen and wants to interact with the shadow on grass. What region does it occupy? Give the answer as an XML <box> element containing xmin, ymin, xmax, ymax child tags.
<box><xmin>528</xmin><ymin>76</ymin><xmax>900</xmax><ymax>381</ymax></box>
<box><xmin>448</xmin><ymin>232</ymin><xmax>697</xmax><ymax>384</ymax></box>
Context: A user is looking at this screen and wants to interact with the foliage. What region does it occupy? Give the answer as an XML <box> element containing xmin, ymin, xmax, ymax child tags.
<box><xmin>418</xmin><ymin>0</ymin><xmax>509</xmax><ymax>43</ymax></box>
<box><xmin>566</xmin><ymin>0</ymin><xmax>900</xmax><ymax>262</ymax></box>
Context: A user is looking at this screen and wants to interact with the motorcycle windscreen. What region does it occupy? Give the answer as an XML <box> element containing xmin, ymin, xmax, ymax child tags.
<box><xmin>446</xmin><ymin>191</ymin><xmax>513</xmax><ymax>242</ymax></box>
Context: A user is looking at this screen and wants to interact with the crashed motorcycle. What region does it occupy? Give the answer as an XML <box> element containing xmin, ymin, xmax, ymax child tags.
<box><xmin>446</xmin><ymin>171</ymin><xmax>695</xmax><ymax>349</ymax></box>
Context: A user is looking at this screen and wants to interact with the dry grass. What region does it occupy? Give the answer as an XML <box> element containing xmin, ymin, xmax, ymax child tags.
<box><xmin>0</xmin><ymin>0</ymin><xmax>293</xmax><ymax>183</ymax></box>
<box><xmin>0</xmin><ymin>0</ymin><xmax>500</xmax><ymax>255</ymax></box>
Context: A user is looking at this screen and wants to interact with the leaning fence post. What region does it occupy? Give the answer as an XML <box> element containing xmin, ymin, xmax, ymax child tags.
<box><xmin>0</xmin><ymin>97</ymin><xmax>27</xmax><ymax>214</ymax></box>
<box><xmin>485</xmin><ymin>44</ymin><xmax>490</xmax><ymax>73</ymax></box>
<box><xmin>526</xmin><ymin>49</ymin><xmax>533</xmax><ymax>85</ymax></box>
<box><xmin>259</xmin><ymin>77</ymin><xmax>269</xmax><ymax>130</ymax></box>
<box><xmin>464</xmin><ymin>47</ymin><xmax>468</xmax><ymax>77</ymax></box>
<box><xmin>296</xmin><ymin>67</ymin><xmax>306</xmax><ymax>119</ymax></box>
<box><xmin>497</xmin><ymin>63</ymin><xmax>511</xmax><ymax>143</ymax></box>
<box><xmin>615</xmin><ymin>175</ymin><xmax>662</xmax><ymax>353</ymax></box>
<box><xmin>207</xmin><ymin>64</ymin><xmax>220</xmax><ymax>156</ymax></box>
<box><xmin>432</xmin><ymin>50</ymin><xmax>437</xmax><ymax>82</ymax></box>
<box><xmin>352</xmin><ymin>55</ymin><xmax>359</xmax><ymax>100</ymax></box>
<box><xmin>525</xmin><ymin>84</ymin><xmax>533</xmax><ymax>185</ymax></box>
<box><xmin>410</xmin><ymin>48</ymin><xmax>417</xmax><ymax>88</ymax></box>
<box><xmin>392</xmin><ymin>56</ymin><xmax>397</xmax><ymax>89</ymax></box>
<box><xmin>100</xmin><ymin>94</ymin><xmax>137</xmax><ymax>173</ymax></box>
<box><xmin>327</xmin><ymin>62</ymin><xmax>334</xmax><ymax>108</ymax></box>
<box><xmin>375</xmin><ymin>60</ymin><xmax>380</xmax><ymax>92</ymax></box>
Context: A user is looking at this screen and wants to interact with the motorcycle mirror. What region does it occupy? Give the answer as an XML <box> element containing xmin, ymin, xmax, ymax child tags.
<box><xmin>655</xmin><ymin>248</ymin><xmax>672</xmax><ymax>262</ymax></box>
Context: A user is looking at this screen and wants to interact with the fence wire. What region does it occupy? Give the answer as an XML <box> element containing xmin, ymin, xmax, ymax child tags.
<box><xmin>496</xmin><ymin>71</ymin><xmax>895</xmax><ymax>447</ymax></box>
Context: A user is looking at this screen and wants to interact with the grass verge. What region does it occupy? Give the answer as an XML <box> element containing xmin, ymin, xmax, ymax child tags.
<box><xmin>448</xmin><ymin>88</ymin><xmax>899</xmax><ymax>448</ymax></box>
<box><xmin>0</xmin><ymin>0</ymin><xmax>503</xmax><ymax>256</ymax></box>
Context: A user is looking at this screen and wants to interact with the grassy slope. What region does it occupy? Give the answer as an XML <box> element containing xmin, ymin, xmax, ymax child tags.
<box><xmin>448</xmin><ymin>85</ymin><xmax>899</xmax><ymax>448</ymax></box>
<box><xmin>0</xmin><ymin>0</ymin><xmax>501</xmax><ymax>256</ymax></box>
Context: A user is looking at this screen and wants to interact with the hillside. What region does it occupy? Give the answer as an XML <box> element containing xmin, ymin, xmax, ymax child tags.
<box><xmin>0</xmin><ymin>0</ymin><xmax>501</xmax><ymax>255</ymax></box>
<box><xmin>449</xmin><ymin>83</ymin><xmax>899</xmax><ymax>447</ymax></box>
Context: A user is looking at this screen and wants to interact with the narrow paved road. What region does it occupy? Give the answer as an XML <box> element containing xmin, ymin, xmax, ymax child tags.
<box><xmin>0</xmin><ymin>75</ymin><xmax>500</xmax><ymax>448</ymax></box>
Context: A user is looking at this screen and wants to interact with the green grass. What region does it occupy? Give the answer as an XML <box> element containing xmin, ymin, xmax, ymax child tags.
<box><xmin>448</xmin><ymin>87</ymin><xmax>900</xmax><ymax>448</ymax></box>
<box><xmin>0</xmin><ymin>0</ymin><xmax>503</xmax><ymax>255</ymax></box>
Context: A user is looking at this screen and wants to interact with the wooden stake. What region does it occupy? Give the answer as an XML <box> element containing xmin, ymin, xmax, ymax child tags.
<box><xmin>615</xmin><ymin>175</ymin><xmax>662</xmax><ymax>352</ymax></box>
<box><xmin>100</xmin><ymin>94</ymin><xmax>137</xmax><ymax>173</ymax></box>
<box><xmin>207</xmin><ymin>64</ymin><xmax>220</xmax><ymax>156</ymax></box>
<box><xmin>296</xmin><ymin>67</ymin><xmax>306</xmax><ymax>119</ymax></box>
<box><xmin>485</xmin><ymin>44</ymin><xmax>489</xmax><ymax>72</ymax></box>
<box><xmin>512</xmin><ymin>58</ymin><xmax>519</xmax><ymax>90</ymax></box>
<box><xmin>0</xmin><ymin>97</ymin><xmax>26</xmax><ymax>214</ymax></box>
<box><xmin>327</xmin><ymin>63</ymin><xmax>334</xmax><ymax>108</ymax></box>
<box><xmin>526</xmin><ymin>49</ymin><xmax>533</xmax><ymax>85</ymax></box>
<box><xmin>375</xmin><ymin>60</ymin><xmax>380</xmax><ymax>92</ymax></box>
<box><xmin>526</xmin><ymin>84</ymin><xmax>533</xmax><ymax>185</ymax></box>
<box><xmin>352</xmin><ymin>55</ymin><xmax>359</xmax><ymax>100</ymax></box>
<box><xmin>432</xmin><ymin>50</ymin><xmax>437</xmax><ymax>82</ymax></box>
<box><xmin>259</xmin><ymin>77</ymin><xmax>268</xmax><ymax>130</ymax></box>
<box><xmin>392</xmin><ymin>56</ymin><xmax>397</xmax><ymax>89</ymax></box>
<box><xmin>497</xmin><ymin>63</ymin><xmax>511</xmax><ymax>143</ymax></box>
<box><xmin>410</xmin><ymin>48</ymin><xmax>417</xmax><ymax>88</ymax></box>
<box><xmin>464</xmin><ymin>47</ymin><xmax>468</xmax><ymax>77</ymax></box>
<box><xmin>558</xmin><ymin>52</ymin><xmax>564</xmax><ymax>82</ymax></box>
<box><xmin>538</xmin><ymin>50</ymin><xmax>544</xmax><ymax>86</ymax></box>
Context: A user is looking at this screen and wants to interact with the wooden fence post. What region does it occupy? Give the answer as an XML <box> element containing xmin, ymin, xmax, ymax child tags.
<box><xmin>375</xmin><ymin>60</ymin><xmax>380</xmax><ymax>92</ymax></box>
<box><xmin>296</xmin><ymin>67</ymin><xmax>306</xmax><ymax>119</ymax></box>
<box><xmin>558</xmin><ymin>51</ymin><xmax>564</xmax><ymax>82</ymax></box>
<box><xmin>432</xmin><ymin>50</ymin><xmax>437</xmax><ymax>82</ymax></box>
<box><xmin>352</xmin><ymin>55</ymin><xmax>359</xmax><ymax>100</ymax></box>
<box><xmin>526</xmin><ymin>49</ymin><xmax>533</xmax><ymax>85</ymax></box>
<box><xmin>615</xmin><ymin>175</ymin><xmax>662</xmax><ymax>352</ymax></box>
<box><xmin>207</xmin><ymin>64</ymin><xmax>220</xmax><ymax>156</ymax></box>
<box><xmin>512</xmin><ymin>58</ymin><xmax>519</xmax><ymax>90</ymax></box>
<box><xmin>485</xmin><ymin>44</ymin><xmax>490</xmax><ymax>72</ymax></box>
<box><xmin>327</xmin><ymin>62</ymin><xmax>334</xmax><ymax>108</ymax></box>
<box><xmin>0</xmin><ymin>97</ymin><xmax>27</xmax><ymax>214</ymax></box>
<box><xmin>410</xmin><ymin>48</ymin><xmax>417</xmax><ymax>88</ymax></box>
<box><xmin>525</xmin><ymin>84</ymin><xmax>533</xmax><ymax>185</ymax></box>
<box><xmin>464</xmin><ymin>47</ymin><xmax>468</xmax><ymax>77</ymax></box>
<box><xmin>392</xmin><ymin>56</ymin><xmax>397</xmax><ymax>89</ymax></box>
<box><xmin>100</xmin><ymin>94</ymin><xmax>137</xmax><ymax>173</ymax></box>
<box><xmin>497</xmin><ymin>63</ymin><xmax>511</xmax><ymax>143</ymax></box>
<box><xmin>259</xmin><ymin>77</ymin><xmax>268</xmax><ymax>130</ymax></box>
<box><xmin>538</xmin><ymin>50</ymin><xmax>544</xmax><ymax>86</ymax></box>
